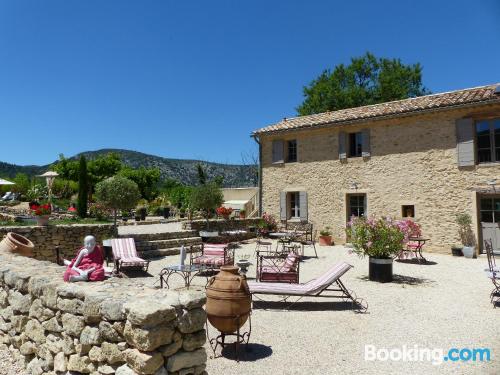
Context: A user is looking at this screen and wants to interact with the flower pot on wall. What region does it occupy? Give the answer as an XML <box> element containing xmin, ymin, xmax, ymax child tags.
<box><xmin>319</xmin><ymin>235</ymin><xmax>332</xmax><ymax>246</ymax></box>
<box><xmin>35</xmin><ymin>215</ymin><xmax>50</xmax><ymax>226</ymax></box>
<box><xmin>368</xmin><ymin>257</ymin><xmax>393</xmax><ymax>283</ymax></box>
<box><xmin>462</xmin><ymin>246</ymin><xmax>475</xmax><ymax>259</ymax></box>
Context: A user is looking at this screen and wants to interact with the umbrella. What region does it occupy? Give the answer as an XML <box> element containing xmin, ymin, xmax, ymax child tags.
<box><xmin>0</xmin><ymin>178</ymin><xmax>15</xmax><ymax>186</ymax></box>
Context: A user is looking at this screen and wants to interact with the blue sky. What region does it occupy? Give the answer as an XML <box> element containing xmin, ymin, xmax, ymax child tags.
<box><xmin>0</xmin><ymin>0</ymin><xmax>499</xmax><ymax>166</ymax></box>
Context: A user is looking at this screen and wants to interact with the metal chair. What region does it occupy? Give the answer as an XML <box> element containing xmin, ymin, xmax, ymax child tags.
<box><xmin>254</xmin><ymin>238</ymin><xmax>273</xmax><ymax>257</ymax></box>
<box><xmin>300</xmin><ymin>229</ymin><xmax>318</xmax><ymax>258</ymax></box>
<box><xmin>484</xmin><ymin>239</ymin><xmax>500</xmax><ymax>307</ymax></box>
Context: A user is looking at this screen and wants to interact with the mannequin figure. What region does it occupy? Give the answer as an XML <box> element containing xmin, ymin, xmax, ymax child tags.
<box><xmin>63</xmin><ymin>235</ymin><xmax>105</xmax><ymax>282</ymax></box>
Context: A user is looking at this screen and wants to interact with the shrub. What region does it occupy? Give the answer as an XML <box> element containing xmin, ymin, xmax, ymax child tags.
<box><xmin>88</xmin><ymin>203</ymin><xmax>111</xmax><ymax>221</ymax></box>
<box><xmin>320</xmin><ymin>227</ymin><xmax>332</xmax><ymax>236</ymax></box>
<box><xmin>456</xmin><ymin>213</ymin><xmax>475</xmax><ymax>247</ymax></box>
<box><xmin>346</xmin><ymin>216</ymin><xmax>405</xmax><ymax>259</ymax></box>
<box><xmin>189</xmin><ymin>182</ymin><xmax>224</xmax><ymax>229</ymax></box>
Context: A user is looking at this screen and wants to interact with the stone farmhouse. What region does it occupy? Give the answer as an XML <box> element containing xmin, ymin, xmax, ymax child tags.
<box><xmin>252</xmin><ymin>84</ymin><xmax>500</xmax><ymax>254</ymax></box>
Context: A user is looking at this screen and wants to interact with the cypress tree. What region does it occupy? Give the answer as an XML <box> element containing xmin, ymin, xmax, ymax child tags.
<box><xmin>77</xmin><ymin>155</ymin><xmax>88</xmax><ymax>218</ymax></box>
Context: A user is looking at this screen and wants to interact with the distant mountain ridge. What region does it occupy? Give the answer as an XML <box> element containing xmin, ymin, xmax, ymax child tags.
<box><xmin>0</xmin><ymin>149</ymin><xmax>257</xmax><ymax>187</ymax></box>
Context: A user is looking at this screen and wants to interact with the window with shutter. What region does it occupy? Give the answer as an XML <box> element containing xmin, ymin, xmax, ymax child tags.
<box><xmin>272</xmin><ymin>140</ymin><xmax>284</xmax><ymax>164</ymax></box>
<box><xmin>456</xmin><ymin>118</ymin><xmax>475</xmax><ymax>166</ymax></box>
<box><xmin>339</xmin><ymin>132</ymin><xmax>347</xmax><ymax>160</ymax></box>
<box><xmin>362</xmin><ymin>129</ymin><xmax>371</xmax><ymax>157</ymax></box>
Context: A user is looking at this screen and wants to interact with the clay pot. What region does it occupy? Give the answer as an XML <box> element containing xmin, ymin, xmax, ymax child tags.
<box><xmin>319</xmin><ymin>235</ymin><xmax>333</xmax><ymax>246</ymax></box>
<box><xmin>36</xmin><ymin>215</ymin><xmax>50</xmax><ymax>226</ymax></box>
<box><xmin>0</xmin><ymin>232</ymin><xmax>35</xmax><ymax>257</ymax></box>
<box><xmin>205</xmin><ymin>266</ymin><xmax>251</xmax><ymax>334</ymax></box>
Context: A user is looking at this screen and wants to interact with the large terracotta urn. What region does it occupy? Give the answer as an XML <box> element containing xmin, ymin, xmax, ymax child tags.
<box><xmin>205</xmin><ymin>266</ymin><xmax>251</xmax><ymax>334</ymax></box>
<box><xmin>0</xmin><ymin>232</ymin><xmax>35</xmax><ymax>257</ymax></box>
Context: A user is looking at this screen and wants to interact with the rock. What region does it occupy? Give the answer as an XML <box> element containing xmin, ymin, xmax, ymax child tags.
<box><xmin>80</xmin><ymin>326</ymin><xmax>102</xmax><ymax>345</ymax></box>
<box><xmin>42</xmin><ymin>317</ymin><xmax>64</xmax><ymax>333</ymax></box>
<box><xmin>99</xmin><ymin>321</ymin><xmax>123</xmax><ymax>342</ymax></box>
<box><xmin>100</xmin><ymin>299</ymin><xmax>126</xmax><ymax>321</ymax></box>
<box><xmin>40</xmin><ymin>282</ymin><xmax>59</xmax><ymax>309</ymax></box>
<box><xmin>28</xmin><ymin>276</ymin><xmax>53</xmax><ymax>297</ymax></box>
<box><xmin>159</xmin><ymin>331</ymin><xmax>183</xmax><ymax>357</ymax></box>
<box><xmin>0</xmin><ymin>306</ymin><xmax>13</xmax><ymax>321</ymax></box>
<box><xmin>113</xmin><ymin>322</ymin><xmax>126</xmax><ymax>335</ymax></box>
<box><xmin>62</xmin><ymin>313</ymin><xmax>85</xmax><ymax>337</ymax></box>
<box><xmin>101</xmin><ymin>342</ymin><xmax>125</xmax><ymax>364</ymax></box>
<box><xmin>61</xmin><ymin>333</ymin><xmax>76</xmax><ymax>355</ymax></box>
<box><xmin>8</xmin><ymin>290</ymin><xmax>32</xmax><ymax>313</ymax></box>
<box><xmin>117</xmin><ymin>342</ymin><xmax>128</xmax><ymax>351</ymax></box>
<box><xmin>56</xmin><ymin>284</ymin><xmax>85</xmax><ymax>299</ymax></box>
<box><xmin>75</xmin><ymin>342</ymin><xmax>92</xmax><ymax>355</ymax></box>
<box><xmin>10</xmin><ymin>315</ymin><xmax>29</xmax><ymax>333</ymax></box>
<box><xmin>20</xmin><ymin>341</ymin><xmax>36</xmax><ymax>355</ymax></box>
<box><xmin>25</xmin><ymin>319</ymin><xmax>46</xmax><ymax>344</ymax></box>
<box><xmin>115</xmin><ymin>364</ymin><xmax>137</xmax><ymax>375</ymax></box>
<box><xmin>166</xmin><ymin>349</ymin><xmax>207</xmax><ymax>373</ymax></box>
<box><xmin>124</xmin><ymin>299</ymin><xmax>176</xmax><ymax>326</ymax></box>
<box><xmin>45</xmin><ymin>334</ymin><xmax>63</xmax><ymax>354</ymax></box>
<box><xmin>182</xmin><ymin>330</ymin><xmax>206</xmax><ymax>352</ymax></box>
<box><xmin>154</xmin><ymin>367</ymin><xmax>167</xmax><ymax>375</ymax></box>
<box><xmin>83</xmin><ymin>293</ymin><xmax>110</xmax><ymax>323</ymax></box>
<box><xmin>54</xmin><ymin>352</ymin><xmax>67</xmax><ymax>372</ymax></box>
<box><xmin>98</xmin><ymin>364</ymin><xmax>117</xmax><ymax>375</ymax></box>
<box><xmin>27</xmin><ymin>357</ymin><xmax>44</xmax><ymax>375</ymax></box>
<box><xmin>177</xmin><ymin>309</ymin><xmax>206</xmax><ymax>334</ymax></box>
<box><xmin>124</xmin><ymin>349</ymin><xmax>164</xmax><ymax>375</ymax></box>
<box><xmin>0</xmin><ymin>289</ymin><xmax>8</xmax><ymax>308</ymax></box>
<box><xmin>123</xmin><ymin>321</ymin><xmax>174</xmax><ymax>351</ymax></box>
<box><xmin>57</xmin><ymin>297</ymin><xmax>84</xmax><ymax>314</ymax></box>
<box><xmin>89</xmin><ymin>346</ymin><xmax>104</xmax><ymax>362</ymax></box>
<box><xmin>29</xmin><ymin>299</ymin><xmax>55</xmax><ymax>321</ymax></box>
<box><xmin>67</xmin><ymin>354</ymin><xmax>95</xmax><ymax>373</ymax></box>
<box><xmin>178</xmin><ymin>290</ymin><xmax>206</xmax><ymax>310</ymax></box>
<box><xmin>4</xmin><ymin>269</ymin><xmax>31</xmax><ymax>292</ymax></box>
<box><xmin>36</xmin><ymin>343</ymin><xmax>54</xmax><ymax>369</ymax></box>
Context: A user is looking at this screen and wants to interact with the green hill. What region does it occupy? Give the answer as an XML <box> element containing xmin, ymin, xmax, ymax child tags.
<box><xmin>0</xmin><ymin>149</ymin><xmax>257</xmax><ymax>187</ymax></box>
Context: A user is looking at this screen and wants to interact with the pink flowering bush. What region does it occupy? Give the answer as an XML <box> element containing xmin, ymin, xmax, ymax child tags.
<box><xmin>346</xmin><ymin>216</ymin><xmax>406</xmax><ymax>259</ymax></box>
<box><xmin>397</xmin><ymin>218</ymin><xmax>422</xmax><ymax>242</ymax></box>
<box><xmin>256</xmin><ymin>212</ymin><xmax>278</xmax><ymax>236</ymax></box>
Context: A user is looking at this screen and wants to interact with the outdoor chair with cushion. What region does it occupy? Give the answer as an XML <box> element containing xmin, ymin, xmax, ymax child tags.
<box><xmin>110</xmin><ymin>238</ymin><xmax>150</xmax><ymax>274</ymax></box>
<box><xmin>484</xmin><ymin>239</ymin><xmax>500</xmax><ymax>307</ymax></box>
<box><xmin>298</xmin><ymin>229</ymin><xmax>318</xmax><ymax>258</ymax></box>
<box><xmin>248</xmin><ymin>261</ymin><xmax>368</xmax><ymax>312</ymax></box>
<box><xmin>190</xmin><ymin>243</ymin><xmax>235</xmax><ymax>269</ymax></box>
<box><xmin>254</xmin><ymin>238</ymin><xmax>273</xmax><ymax>257</ymax></box>
<box><xmin>256</xmin><ymin>250</ymin><xmax>300</xmax><ymax>283</ymax></box>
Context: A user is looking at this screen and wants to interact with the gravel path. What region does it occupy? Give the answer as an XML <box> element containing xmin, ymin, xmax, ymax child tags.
<box><xmin>0</xmin><ymin>345</ymin><xmax>26</xmax><ymax>375</ymax></box>
<box><xmin>147</xmin><ymin>241</ymin><xmax>499</xmax><ymax>375</ymax></box>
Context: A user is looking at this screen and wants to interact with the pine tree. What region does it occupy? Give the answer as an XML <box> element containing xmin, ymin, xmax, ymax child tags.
<box><xmin>77</xmin><ymin>155</ymin><xmax>88</xmax><ymax>218</ymax></box>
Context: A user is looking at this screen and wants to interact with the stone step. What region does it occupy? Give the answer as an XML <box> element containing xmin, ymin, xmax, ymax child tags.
<box><xmin>138</xmin><ymin>246</ymin><xmax>199</xmax><ymax>259</ymax></box>
<box><xmin>135</xmin><ymin>237</ymin><xmax>202</xmax><ymax>252</ymax></box>
<box><xmin>120</xmin><ymin>230</ymin><xmax>199</xmax><ymax>242</ymax></box>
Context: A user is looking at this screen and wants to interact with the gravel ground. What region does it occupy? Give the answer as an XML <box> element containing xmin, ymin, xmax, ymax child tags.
<box><xmin>146</xmin><ymin>241</ymin><xmax>500</xmax><ymax>375</ymax></box>
<box><xmin>118</xmin><ymin>221</ymin><xmax>184</xmax><ymax>235</ymax></box>
<box><xmin>0</xmin><ymin>345</ymin><xmax>26</xmax><ymax>375</ymax></box>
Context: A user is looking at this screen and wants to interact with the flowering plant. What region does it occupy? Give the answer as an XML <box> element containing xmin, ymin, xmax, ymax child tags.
<box><xmin>262</xmin><ymin>212</ymin><xmax>278</xmax><ymax>231</ymax></box>
<box><xmin>216</xmin><ymin>206</ymin><xmax>233</xmax><ymax>217</ymax></box>
<box><xmin>397</xmin><ymin>218</ymin><xmax>422</xmax><ymax>242</ymax></box>
<box><xmin>30</xmin><ymin>204</ymin><xmax>51</xmax><ymax>216</ymax></box>
<box><xmin>346</xmin><ymin>216</ymin><xmax>405</xmax><ymax>259</ymax></box>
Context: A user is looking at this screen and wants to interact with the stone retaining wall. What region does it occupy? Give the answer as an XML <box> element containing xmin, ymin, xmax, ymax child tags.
<box><xmin>0</xmin><ymin>225</ymin><xmax>116</xmax><ymax>262</ymax></box>
<box><xmin>183</xmin><ymin>218</ymin><xmax>261</xmax><ymax>232</ymax></box>
<box><xmin>0</xmin><ymin>253</ymin><xmax>207</xmax><ymax>374</ymax></box>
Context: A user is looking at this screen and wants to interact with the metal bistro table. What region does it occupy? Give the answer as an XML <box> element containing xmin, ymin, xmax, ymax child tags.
<box><xmin>159</xmin><ymin>264</ymin><xmax>210</xmax><ymax>289</ymax></box>
<box><xmin>406</xmin><ymin>237</ymin><xmax>429</xmax><ymax>263</ymax></box>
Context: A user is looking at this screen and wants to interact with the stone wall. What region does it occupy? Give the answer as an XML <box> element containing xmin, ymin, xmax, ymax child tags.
<box><xmin>0</xmin><ymin>253</ymin><xmax>207</xmax><ymax>375</ymax></box>
<box><xmin>183</xmin><ymin>218</ymin><xmax>261</xmax><ymax>232</ymax></box>
<box><xmin>259</xmin><ymin>104</ymin><xmax>500</xmax><ymax>253</ymax></box>
<box><xmin>0</xmin><ymin>225</ymin><xmax>116</xmax><ymax>262</ymax></box>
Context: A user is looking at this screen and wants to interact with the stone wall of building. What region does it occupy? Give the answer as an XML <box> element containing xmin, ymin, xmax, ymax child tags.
<box><xmin>0</xmin><ymin>225</ymin><xmax>116</xmax><ymax>262</ymax></box>
<box><xmin>0</xmin><ymin>253</ymin><xmax>207</xmax><ymax>375</ymax></box>
<box><xmin>183</xmin><ymin>219</ymin><xmax>259</xmax><ymax>243</ymax></box>
<box><xmin>260</xmin><ymin>104</ymin><xmax>500</xmax><ymax>253</ymax></box>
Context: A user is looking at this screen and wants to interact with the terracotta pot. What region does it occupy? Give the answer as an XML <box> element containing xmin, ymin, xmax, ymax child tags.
<box><xmin>319</xmin><ymin>235</ymin><xmax>333</xmax><ymax>246</ymax></box>
<box><xmin>36</xmin><ymin>215</ymin><xmax>50</xmax><ymax>226</ymax></box>
<box><xmin>239</xmin><ymin>212</ymin><xmax>245</xmax><ymax>219</ymax></box>
<box><xmin>0</xmin><ymin>232</ymin><xmax>35</xmax><ymax>257</ymax></box>
<box><xmin>205</xmin><ymin>266</ymin><xmax>251</xmax><ymax>334</ymax></box>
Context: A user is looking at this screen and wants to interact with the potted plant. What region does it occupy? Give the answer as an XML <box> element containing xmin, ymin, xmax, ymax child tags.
<box><xmin>136</xmin><ymin>199</ymin><xmax>148</xmax><ymax>221</ymax></box>
<box><xmin>456</xmin><ymin>213</ymin><xmax>475</xmax><ymax>258</ymax></box>
<box><xmin>346</xmin><ymin>216</ymin><xmax>405</xmax><ymax>283</ymax></box>
<box><xmin>30</xmin><ymin>203</ymin><xmax>51</xmax><ymax>226</ymax></box>
<box><xmin>239</xmin><ymin>209</ymin><xmax>246</xmax><ymax>219</ymax></box>
<box><xmin>216</xmin><ymin>206</ymin><xmax>233</xmax><ymax>220</ymax></box>
<box><xmin>319</xmin><ymin>227</ymin><xmax>333</xmax><ymax>246</ymax></box>
<box><xmin>451</xmin><ymin>245</ymin><xmax>463</xmax><ymax>257</ymax></box>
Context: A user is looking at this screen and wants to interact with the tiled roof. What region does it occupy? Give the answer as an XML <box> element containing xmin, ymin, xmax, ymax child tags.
<box><xmin>253</xmin><ymin>84</ymin><xmax>500</xmax><ymax>135</ymax></box>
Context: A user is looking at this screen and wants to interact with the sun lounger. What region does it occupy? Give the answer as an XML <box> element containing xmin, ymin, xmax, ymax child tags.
<box><xmin>248</xmin><ymin>261</ymin><xmax>367</xmax><ymax>311</ymax></box>
<box><xmin>110</xmin><ymin>238</ymin><xmax>150</xmax><ymax>274</ymax></box>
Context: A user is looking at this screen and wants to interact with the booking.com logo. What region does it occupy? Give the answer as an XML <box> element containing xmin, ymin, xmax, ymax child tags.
<box><xmin>365</xmin><ymin>345</ymin><xmax>491</xmax><ymax>366</ymax></box>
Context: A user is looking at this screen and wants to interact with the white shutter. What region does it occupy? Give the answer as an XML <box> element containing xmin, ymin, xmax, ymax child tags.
<box><xmin>299</xmin><ymin>191</ymin><xmax>308</xmax><ymax>222</ymax></box>
<box><xmin>362</xmin><ymin>129</ymin><xmax>371</xmax><ymax>157</ymax></box>
<box><xmin>339</xmin><ymin>132</ymin><xmax>347</xmax><ymax>160</ymax></box>
<box><xmin>456</xmin><ymin>118</ymin><xmax>475</xmax><ymax>167</ymax></box>
<box><xmin>272</xmin><ymin>140</ymin><xmax>284</xmax><ymax>164</ymax></box>
<box><xmin>280</xmin><ymin>192</ymin><xmax>287</xmax><ymax>220</ymax></box>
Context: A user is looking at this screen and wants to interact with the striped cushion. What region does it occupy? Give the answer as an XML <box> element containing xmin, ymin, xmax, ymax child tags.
<box><xmin>203</xmin><ymin>244</ymin><xmax>227</xmax><ymax>256</ymax></box>
<box><xmin>283</xmin><ymin>253</ymin><xmax>299</xmax><ymax>272</ymax></box>
<box><xmin>111</xmin><ymin>238</ymin><xmax>148</xmax><ymax>266</ymax></box>
<box><xmin>260</xmin><ymin>271</ymin><xmax>297</xmax><ymax>283</ymax></box>
<box><xmin>192</xmin><ymin>255</ymin><xmax>233</xmax><ymax>266</ymax></box>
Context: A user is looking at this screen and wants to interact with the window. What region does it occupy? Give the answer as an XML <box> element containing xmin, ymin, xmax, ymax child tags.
<box><xmin>348</xmin><ymin>194</ymin><xmax>366</xmax><ymax>218</ymax></box>
<box><xmin>348</xmin><ymin>132</ymin><xmax>363</xmax><ymax>157</ymax></box>
<box><xmin>476</xmin><ymin>119</ymin><xmax>500</xmax><ymax>163</ymax></box>
<box><xmin>289</xmin><ymin>192</ymin><xmax>300</xmax><ymax>219</ymax></box>
<box><xmin>287</xmin><ymin>140</ymin><xmax>297</xmax><ymax>162</ymax></box>
<box><xmin>480</xmin><ymin>197</ymin><xmax>500</xmax><ymax>223</ymax></box>
<box><xmin>402</xmin><ymin>205</ymin><xmax>415</xmax><ymax>218</ymax></box>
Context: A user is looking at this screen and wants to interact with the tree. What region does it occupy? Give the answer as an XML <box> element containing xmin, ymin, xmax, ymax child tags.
<box><xmin>77</xmin><ymin>156</ymin><xmax>89</xmax><ymax>218</ymax></box>
<box><xmin>196</xmin><ymin>164</ymin><xmax>207</xmax><ymax>185</ymax></box>
<box><xmin>118</xmin><ymin>167</ymin><xmax>161</xmax><ymax>201</ymax></box>
<box><xmin>95</xmin><ymin>176</ymin><xmax>141</xmax><ymax>231</ymax></box>
<box><xmin>11</xmin><ymin>173</ymin><xmax>30</xmax><ymax>196</ymax></box>
<box><xmin>297</xmin><ymin>52</ymin><xmax>430</xmax><ymax>115</ymax></box>
<box><xmin>189</xmin><ymin>182</ymin><xmax>223</xmax><ymax>229</ymax></box>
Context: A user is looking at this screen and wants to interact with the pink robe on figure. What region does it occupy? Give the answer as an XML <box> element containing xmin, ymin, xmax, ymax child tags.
<box><xmin>63</xmin><ymin>245</ymin><xmax>105</xmax><ymax>282</ymax></box>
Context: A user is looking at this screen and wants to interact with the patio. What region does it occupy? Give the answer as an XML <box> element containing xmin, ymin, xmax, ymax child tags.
<box><xmin>141</xmin><ymin>240</ymin><xmax>499</xmax><ymax>375</ymax></box>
